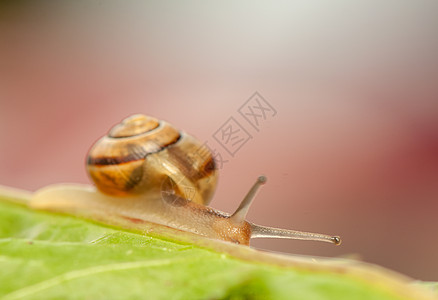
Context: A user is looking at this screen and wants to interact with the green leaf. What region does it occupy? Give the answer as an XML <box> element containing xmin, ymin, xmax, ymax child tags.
<box><xmin>0</xmin><ymin>186</ymin><xmax>436</xmax><ymax>300</ymax></box>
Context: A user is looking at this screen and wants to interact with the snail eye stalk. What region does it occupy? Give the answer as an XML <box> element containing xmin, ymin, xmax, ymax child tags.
<box><xmin>232</xmin><ymin>176</ymin><xmax>341</xmax><ymax>245</ymax></box>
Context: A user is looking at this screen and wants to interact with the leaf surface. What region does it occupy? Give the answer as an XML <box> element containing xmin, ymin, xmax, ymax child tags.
<box><xmin>0</xmin><ymin>187</ymin><xmax>435</xmax><ymax>300</ymax></box>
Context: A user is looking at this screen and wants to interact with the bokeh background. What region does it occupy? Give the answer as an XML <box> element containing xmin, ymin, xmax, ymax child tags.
<box><xmin>1</xmin><ymin>1</ymin><xmax>437</xmax><ymax>280</ymax></box>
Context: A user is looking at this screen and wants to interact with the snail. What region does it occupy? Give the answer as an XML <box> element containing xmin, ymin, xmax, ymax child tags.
<box><xmin>31</xmin><ymin>114</ymin><xmax>341</xmax><ymax>246</ymax></box>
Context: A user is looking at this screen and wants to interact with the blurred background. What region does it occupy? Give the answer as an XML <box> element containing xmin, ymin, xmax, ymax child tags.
<box><xmin>0</xmin><ymin>1</ymin><xmax>437</xmax><ymax>280</ymax></box>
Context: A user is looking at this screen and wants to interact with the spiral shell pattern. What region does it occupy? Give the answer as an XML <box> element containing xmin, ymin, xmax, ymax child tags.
<box><xmin>86</xmin><ymin>114</ymin><xmax>218</xmax><ymax>205</ymax></box>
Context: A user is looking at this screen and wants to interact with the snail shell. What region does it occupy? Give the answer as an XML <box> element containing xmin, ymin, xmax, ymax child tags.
<box><xmin>86</xmin><ymin>114</ymin><xmax>218</xmax><ymax>205</ymax></box>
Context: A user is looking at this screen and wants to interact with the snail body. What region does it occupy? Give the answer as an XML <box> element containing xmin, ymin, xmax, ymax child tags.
<box><xmin>31</xmin><ymin>114</ymin><xmax>340</xmax><ymax>246</ymax></box>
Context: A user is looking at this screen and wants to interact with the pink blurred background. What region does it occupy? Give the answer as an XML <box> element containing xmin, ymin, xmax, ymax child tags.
<box><xmin>1</xmin><ymin>2</ymin><xmax>437</xmax><ymax>280</ymax></box>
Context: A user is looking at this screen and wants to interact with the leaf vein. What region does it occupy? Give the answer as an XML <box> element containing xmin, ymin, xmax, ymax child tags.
<box><xmin>3</xmin><ymin>257</ymin><xmax>188</xmax><ymax>300</ymax></box>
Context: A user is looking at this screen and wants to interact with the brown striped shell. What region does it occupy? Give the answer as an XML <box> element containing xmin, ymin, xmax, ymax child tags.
<box><xmin>86</xmin><ymin>114</ymin><xmax>218</xmax><ymax>205</ymax></box>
